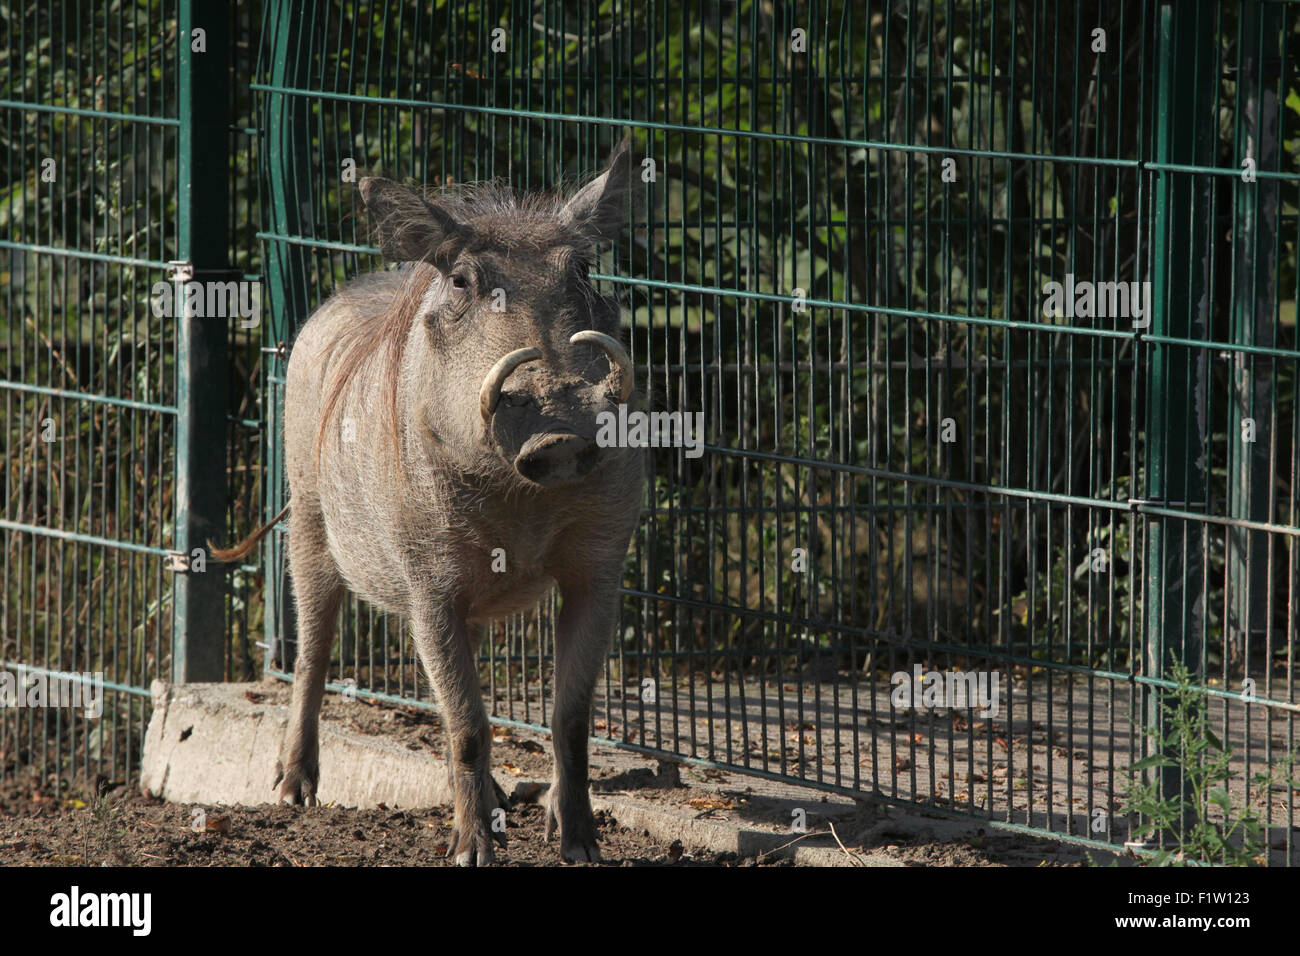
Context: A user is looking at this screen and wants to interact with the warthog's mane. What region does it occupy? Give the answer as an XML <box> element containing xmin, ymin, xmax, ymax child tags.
<box><xmin>312</xmin><ymin>180</ymin><xmax>606</xmax><ymax>478</ymax></box>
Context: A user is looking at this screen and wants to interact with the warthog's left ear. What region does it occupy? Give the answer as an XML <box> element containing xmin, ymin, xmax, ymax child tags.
<box><xmin>560</xmin><ymin>134</ymin><xmax>634</xmax><ymax>244</ymax></box>
<box><xmin>359</xmin><ymin>177</ymin><xmax>466</xmax><ymax>268</ymax></box>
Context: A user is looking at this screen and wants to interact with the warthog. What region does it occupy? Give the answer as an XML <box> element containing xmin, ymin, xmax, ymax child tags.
<box><xmin>215</xmin><ymin>138</ymin><xmax>644</xmax><ymax>864</ymax></box>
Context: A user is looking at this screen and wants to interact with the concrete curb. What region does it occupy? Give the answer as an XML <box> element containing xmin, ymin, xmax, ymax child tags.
<box><xmin>591</xmin><ymin>795</ymin><xmax>900</xmax><ymax>866</ymax></box>
<box><xmin>141</xmin><ymin>681</ymin><xmax>898</xmax><ymax>866</ymax></box>
<box><xmin>141</xmin><ymin>680</ymin><xmax>453</xmax><ymax>808</ymax></box>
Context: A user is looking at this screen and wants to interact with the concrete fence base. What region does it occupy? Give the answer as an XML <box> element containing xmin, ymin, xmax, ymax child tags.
<box><xmin>141</xmin><ymin>680</ymin><xmax>453</xmax><ymax>808</ymax></box>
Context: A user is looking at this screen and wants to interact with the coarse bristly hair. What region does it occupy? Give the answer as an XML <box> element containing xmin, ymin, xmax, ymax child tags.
<box><xmin>311</xmin><ymin>176</ymin><xmax>626</xmax><ymax>476</ymax></box>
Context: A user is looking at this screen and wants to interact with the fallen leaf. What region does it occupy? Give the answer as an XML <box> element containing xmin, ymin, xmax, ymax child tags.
<box><xmin>687</xmin><ymin>797</ymin><xmax>734</xmax><ymax>811</ymax></box>
<box><xmin>501</xmin><ymin>762</ymin><xmax>525</xmax><ymax>776</ymax></box>
<box><xmin>204</xmin><ymin>815</ymin><xmax>231</xmax><ymax>836</ymax></box>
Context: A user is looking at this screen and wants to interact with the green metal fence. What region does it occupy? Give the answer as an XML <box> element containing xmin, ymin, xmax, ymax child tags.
<box><xmin>1</xmin><ymin>0</ymin><xmax>261</xmax><ymax>792</ymax></box>
<box><xmin>4</xmin><ymin>0</ymin><xmax>1299</xmax><ymax>864</ymax></box>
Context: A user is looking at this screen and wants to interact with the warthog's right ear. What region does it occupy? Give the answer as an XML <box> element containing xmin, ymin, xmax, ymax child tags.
<box><xmin>359</xmin><ymin>177</ymin><xmax>466</xmax><ymax>268</ymax></box>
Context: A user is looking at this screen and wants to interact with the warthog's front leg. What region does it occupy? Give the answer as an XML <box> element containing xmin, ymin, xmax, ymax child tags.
<box><xmin>547</xmin><ymin>578</ymin><xmax>620</xmax><ymax>862</ymax></box>
<box><xmin>410</xmin><ymin>603</ymin><xmax>504</xmax><ymax>866</ymax></box>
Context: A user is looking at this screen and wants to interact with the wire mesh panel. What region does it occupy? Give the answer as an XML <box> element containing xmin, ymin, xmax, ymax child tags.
<box><xmin>0</xmin><ymin>2</ymin><xmax>182</xmax><ymax>792</ymax></box>
<box><xmin>1</xmin><ymin>0</ymin><xmax>262</xmax><ymax>792</ymax></box>
<box><xmin>244</xmin><ymin>0</ymin><xmax>1300</xmax><ymax>862</ymax></box>
<box><xmin>1139</xmin><ymin>0</ymin><xmax>1299</xmax><ymax>865</ymax></box>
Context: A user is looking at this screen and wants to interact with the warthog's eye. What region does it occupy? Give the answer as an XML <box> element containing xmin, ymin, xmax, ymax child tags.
<box><xmin>449</xmin><ymin>273</ymin><xmax>468</xmax><ymax>291</ymax></box>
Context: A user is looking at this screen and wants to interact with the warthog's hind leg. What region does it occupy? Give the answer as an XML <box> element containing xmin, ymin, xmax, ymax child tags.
<box><xmin>275</xmin><ymin>501</ymin><xmax>344</xmax><ymax>806</ymax></box>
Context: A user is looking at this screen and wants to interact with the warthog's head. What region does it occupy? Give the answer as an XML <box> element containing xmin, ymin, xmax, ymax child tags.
<box><xmin>354</xmin><ymin>138</ymin><xmax>637</xmax><ymax>488</ymax></box>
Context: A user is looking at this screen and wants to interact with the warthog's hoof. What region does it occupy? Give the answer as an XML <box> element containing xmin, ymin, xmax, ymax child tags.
<box><xmin>560</xmin><ymin>839</ymin><xmax>602</xmax><ymax>863</ymax></box>
<box><xmin>445</xmin><ymin>811</ymin><xmax>508</xmax><ymax>867</ymax></box>
<box><xmin>272</xmin><ymin>759</ymin><xmax>318</xmax><ymax>807</ymax></box>
<box><xmin>545</xmin><ymin>804</ymin><xmax>602</xmax><ymax>863</ymax></box>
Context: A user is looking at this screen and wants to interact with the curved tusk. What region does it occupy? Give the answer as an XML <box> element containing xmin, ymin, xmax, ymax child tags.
<box><xmin>479</xmin><ymin>347</ymin><xmax>542</xmax><ymax>423</ymax></box>
<box><xmin>570</xmin><ymin>330</ymin><xmax>633</xmax><ymax>403</ymax></box>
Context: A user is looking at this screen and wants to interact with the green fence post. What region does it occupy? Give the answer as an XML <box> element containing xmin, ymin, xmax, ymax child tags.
<box><xmin>262</xmin><ymin>0</ymin><xmax>316</xmax><ymax>669</ymax></box>
<box><xmin>1227</xmin><ymin>0</ymin><xmax>1279</xmax><ymax>681</ymax></box>
<box><xmin>1144</xmin><ymin>0</ymin><xmax>1217</xmax><ymax>838</ymax></box>
<box><xmin>173</xmin><ymin>0</ymin><xmax>231</xmax><ymax>682</ymax></box>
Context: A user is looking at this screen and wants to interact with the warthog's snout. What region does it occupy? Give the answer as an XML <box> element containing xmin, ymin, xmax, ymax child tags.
<box><xmin>478</xmin><ymin>330</ymin><xmax>633</xmax><ymax>486</ymax></box>
<box><xmin>514</xmin><ymin>431</ymin><xmax>599</xmax><ymax>485</ymax></box>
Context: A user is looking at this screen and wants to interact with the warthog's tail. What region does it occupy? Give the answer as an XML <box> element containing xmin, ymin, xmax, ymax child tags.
<box><xmin>209</xmin><ymin>503</ymin><xmax>292</xmax><ymax>563</ymax></box>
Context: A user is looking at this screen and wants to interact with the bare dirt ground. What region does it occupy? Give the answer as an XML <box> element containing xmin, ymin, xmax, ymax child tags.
<box><xmin>0</xmin><ymin>680</ymin><xmax>1106</xmax><ymax>868</ymax></box>
<box><xmin>4</xmin><ymin>676</ymin><xmax>1294</xmax><ymax>866</ymax></box>
<box><xmin>0</xmin><ymin>777</ymin><xmax>750</xmax><ymax>867</ymax></box>
<box><xmin>0</xmin><ymin>771</ymin><xmax>1101</xmax><ymax>866</ymax></box>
